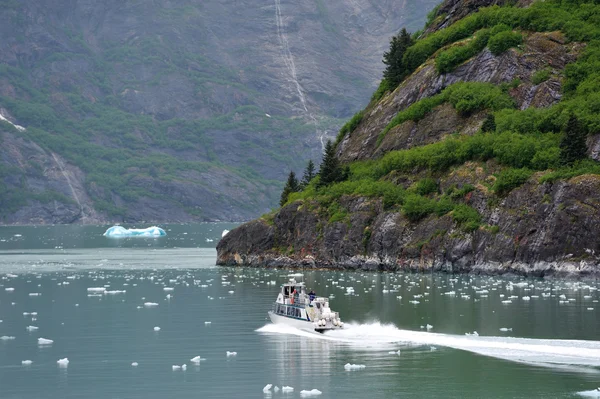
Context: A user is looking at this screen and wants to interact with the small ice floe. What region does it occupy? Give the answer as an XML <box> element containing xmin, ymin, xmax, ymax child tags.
<box><xmin>38</xmin><ymin>338</ymin><xmax>53</xmax><ymax>345</ymax></box>
<box><xmin>426</xmin><ymin>324</ymin><xmax>433</xmax><ymax>331</ymax></box>
<box><xmin>522</xmin><ymin>296</ymin><xmax>531</xmax><ymax>301</ymax></box>
<box><xmin>26</xmin><ymin>326</ymin><xmax>39</xmax><ymax>332</ymax></box>
<box><xmin>104</xmin><ymin>290</ymin><xmax>126</xmax><ymax>295</ymax></box>
<box><xmin>499</xmin><ymin>327</ymin><xmax>513</xmax><ymax>332</ymax></box>
<box><xmin>226</xmin><ymin>351</ymin><xmax>237</xmax><ymax>357</ymax></box>
<box><xmin>144</xmin><ymin>302</ymin><xmax>159</xmax><ymax>307</ymax></box>
<box><xmin>163</xmin><ymin>287</ymin><xmax>174</xmax><ymax>292</ymax></box>
<box><xmin>5</xmin><ymin>287</ymin><xmax>15</xmax><ymax>292</ymax></box>
<box><xmin>190</xmin><ymin>356</ymin><xmax>205</xmax><ymax>364</ymax></box>
<box><xmin>300</xmin><ymin>389</ymin><xmax>322</xmax><ymax>396</ymax></box>
<box><xmin>263</xmin><ymin>384</ymin><xmax>273</xmax><ymax>393</ymax></box>
<box><xmin>0</xmin><ymin>336</ymin><xmax>16</xmax><ymax>340</ymax></box>
<box><xmin>204</xmin><ymin>321</ymin><xmax>212</xmax><ymax>325</ymax></box>
<box><xmin>222</xmin><ymin>230</ymin><xmax>230</xmax><ymax>238</ymax></box>
<box><xmin>388</xmin><ymin>350</ymin><xmax>401</xmax><ymax>355</ymax></box>
<box><xmin>228</xmin><ymin>291</ymin><xmax>235</xmax><ymax>294</ymax></box>
<box><xmin>344</xmin><ymin>363</ymin><xmax>366</xmax><ymax>371</ymax></box>
<box><xmin>131</xmin><ymin>362</ymin><xmax>139</xmax><ymax>367</ymax></box>
<box><xmin>153</xmin><ymin>326</ymin><xmax>161</xmax><ymax>332</ymax></box>
<box><xmin>21</xmin><ymin>360</ymin><xmax>33</xmax><ymax>365</ymax></box>
<box><xmin>103</xmin><ymin>225</ymin><xmax>166</xmax><ymax>238</ymax></box>
<box><xmin>265</xmin><ymin>113</ymin><xmax>271</xmax><ymax>118</ymax></box>
<box><xmin>409</xmin><ymin>300</ymin><xmax>420</xmax><ymax>305</ymax></box>
<box><xmin>206</xmin><ymin>238</ymin><xmax>214</xmax><ymax>243</ymax></box>
<box><xmin>282</xmin><ymin>386</ymin><xmax>294</xmax><ymax>393</ymax></box>
<box><xmin>501</xmin><ymin>300</ymin><xmax>512</xmax><ymax>304</ymax></box>
<box><xmin>166</xmin><ymin>294</ymin><xmax>172</xmax><ymax>299</ymax></box>
<box><xmin>172</xmin><ymin>365</ymin><xmax>181</xmax><ymax>371</ymax></box>
<box><xmin>29</xmin><ymin>293</ymin><xmax>41</xmax><ymax>296</ymax></box>
<box><xmin>465</xmin><ymin>331</ymin><xmax>479</xmax><ymax>336</ymax></box>
<box><xmin>182</xmin><ymin>364</ymin><xmax>187</xmax><ymax>371</ymax></box>
<box><xmin>430</xmin><ymin>346</ymin><xmax>437</xmax><ymax>351</ymax></box>
<box><xmin>57</xmin><ymin>358</ymin><xmax>69</xmax><ymax>367</ymax></box>
<box><xmin>87</xmin><ymin>287</ymin><xmax>106</xmax><ymax>293</ymax></box>
<box><xmin>274</xmin><ymin>386</ymin><xmax>280</xmax><ymax>392</ymax></box>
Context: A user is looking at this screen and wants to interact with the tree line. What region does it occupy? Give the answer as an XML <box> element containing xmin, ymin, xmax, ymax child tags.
<box><xmin>279</xmin><ymin>139</ymin><xmax>348</xmax><ymax>206</ymax></box>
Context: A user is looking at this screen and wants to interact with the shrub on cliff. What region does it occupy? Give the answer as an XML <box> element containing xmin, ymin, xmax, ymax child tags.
<box><xmin>488</xmin><ymin>30</ymin><xmax>523</xmax><ymax>55</ymax></box>
<box><xmin>559</xmin><ymin>115</ymin><xmax>588</xmax><ymax>166</ymax></box>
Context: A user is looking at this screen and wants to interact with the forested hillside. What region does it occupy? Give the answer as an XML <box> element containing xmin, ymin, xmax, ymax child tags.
<box><xmin>218</xmin><ymin>0</ymin><xmax>600</xmax><ymax>277</ymax></box>
<box><xmin>0</xmin><ymin>0</ymin><xmax>438</xmax><ymax>224</ymax></box>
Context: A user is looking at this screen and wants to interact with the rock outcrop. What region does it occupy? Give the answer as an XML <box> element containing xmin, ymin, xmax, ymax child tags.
<box><xmin>218</xmin><ymin>0</ymin><xmax>600</xmax><ymax>276</ymax></box>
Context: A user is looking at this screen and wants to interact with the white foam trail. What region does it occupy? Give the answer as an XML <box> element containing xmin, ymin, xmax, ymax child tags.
<box><xmin>257</xmin><ymin>322</ymin><xmax>600</xmax><ymax>368</ymax></box>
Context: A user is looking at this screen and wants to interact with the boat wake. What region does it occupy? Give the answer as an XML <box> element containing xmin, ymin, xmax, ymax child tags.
<box><xmin>257</xmin><ymin>322</ymin><xmax>600</xmax><ymax>370</ymax></box>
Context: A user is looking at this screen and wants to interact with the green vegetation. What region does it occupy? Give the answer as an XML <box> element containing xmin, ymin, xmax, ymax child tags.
<box><xmin>317</xmin><ymin>140</ymin><xmax>347</xmax><ymax>188</ymax></box>
<box><xmin>382</xmin><ymin>28</ymin><xmax>415</xmax><ymax>89</ymax></box>
<box><xmin>559</xmin><ymin>115</ymin><xmax>588</xmax><ymax>165</ymax></box>
<box><xmin>436</xmin><ymin>28</ymin><xmax>491</xmax><ymax>74</ymax></box>
<box><xmin>280</xmin><ymin>171</ymin><xmax>300</xmax><ymax>207</ymax></box>
<box><xmin>487</xmin><ymin>30</ymin><xmax>523</xmax><ymax>55</ymax></box>
<box><xmin>300</xmin><ymin>160</ymin><xmax>316</xmax><ymax>188</ymax></box>
<box><xmin>377</xmin><ymin>81</ymin><xmax>515</xmax><ymax>145</ymax></box>
<box><xmin>492</xmin><ymin>168</ymin><xmax>533</xmax><ymax>195</ymax></box>
<box><xmin>532</xmin><ymin>69</ymin><xmax>551</xmax><ymax>85</ymax></box>
<box><xmin>336</xmin><ymin>111</ymin><xmax>364</xmax><ymax>145</ymax></box>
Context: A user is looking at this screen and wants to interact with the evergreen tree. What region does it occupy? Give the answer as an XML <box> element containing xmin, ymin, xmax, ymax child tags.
<box><xmin>317</xmin><ymin>140</ymin><xmax>344</xmax><ymax>187</ymax></box>
<box><xmin>481</xmin><ymin>113</ymin><xmax>496</xmax><ymax>132</ymax></box>
<box><xmin>382</xmin><ymin>28</ymin><xmax>414</xmax><ymax>89</ymax></box>
<box><xmin>300</xmin><ymin>159</ymin><xmax>316</xmax><ymax>188</ymax></box>
<box><xmin>279</xmin><ymin>171</ymin><xmax>299</xmax><ymax>206</ymax></box>
<box><xmin>560</xmin><ymin>115</ymin><xmax>588</xmax><ymax>165</ymax></box>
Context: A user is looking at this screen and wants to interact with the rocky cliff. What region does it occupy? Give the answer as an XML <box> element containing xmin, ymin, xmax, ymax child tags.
<box><xmin>217</xmin><ymin>0</ymin><xmax>600</xmax><ymax>276</ymax></box>
<box><xmin>0</xmin><ymin>0</ymin><xmax>438</xmax><ymax>224</ymax></box>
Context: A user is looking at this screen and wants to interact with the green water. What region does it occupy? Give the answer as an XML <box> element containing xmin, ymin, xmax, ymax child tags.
<box><xmin>0</xmin><ymin>224</ymin><xmax>599</xmax><ymax>398</ymax></box>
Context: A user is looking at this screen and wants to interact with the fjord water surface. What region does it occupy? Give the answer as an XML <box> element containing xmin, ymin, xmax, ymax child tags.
<box><xmin>0</xmin><ymin>224</ymin><xmax>599</xmax><ymax>398</ymax></box>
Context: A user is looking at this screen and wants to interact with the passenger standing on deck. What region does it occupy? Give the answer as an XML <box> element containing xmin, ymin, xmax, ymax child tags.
<box><xmin>309</xmin><ymin>289</ymin><xmax>316</xmax><ymax>301</ymax></box>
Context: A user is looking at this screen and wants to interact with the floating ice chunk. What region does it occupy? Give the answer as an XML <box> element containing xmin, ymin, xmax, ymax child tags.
<box><xmin>166</xmin><ymin>294</ymin><xmax>172</xmax><ymax>299</ymax></box>
<box><xmin>426</xmin><ymin>324</ymin><xmax>433</xmax><ymax>331</ymax></box>
<box><xmin>182</xmin><ymin>364</ymin><xmax>187</xmax><ymax>371</ymax></box>
<box><xmin>26</xmin><ymin>326</ymin><xmax>39</xmax><ymax>332</ymax></box>
<box><xmin>409</xmin><ymin>300</ymin><xmax>420</xmax><ymax>304</ymax></box>
<box><xmin>226</xmin><ymin>351</ymin><xmax>237</xmax><ymax>357</ymax></box>
<box><xmin>501</xmin><ymin>300</ymin><xmax>512</xmax><ymax>304</ymax></box>
<box><xmin>222</xmin><ymin>229</ymin><xmax>230</xmax><ymax>238</ymax></box>
<box><xmin>163</xmin><ymin>287</ymin><xmax>174</xmax><ymax>292</ymax></box>
<box><xmin>204</xmin><ymin>321</ymin><xmax>212</xmax><ymax>325</ymax></box>
<box><xmin>274</xmin><ymin>386</ymin><xmax>280</xmax><ymax>392</ymax></box>
<box><xmin>0</xmin><ymin>336</ymin><xmax>15</xmax><ymax>340</ymax></box>
<box><xmin>190</xmin><ymin>356</ymin><xmax>206</xmax><ymax>364</ymax></box>
<box><xmin>282</xmin><ymin>386</ymin><xmax>294</xmax><ymax>393</ymax></box>
<box><xmin>153</xmin><ymin>326</ymin><xmax>161</xmax><ymax>331</ymax></box>
<box><xmin>38</xmin><ymin>338</ymin><xmax>53</xmax><ymax>345</ymax></box>
<box><xmin>105</xmin><ymin>290</ymin><xmax>126</xmax><ymax>295</ymax></box>
<box><xmin>263</xmin><ymin>384</ymin><xmax>273</xmax><ymax>392</ymax></box>
<box><xmin>131</xmin><ymin>362</ymin><xmax>139</xmax><ymax>367</ymax></box>
<box><xmin>228</xmin><ymin>291</ymin><xmax>235</xmax><ymax>294</ymax></box>
<box><xmin>21</xmin><ymin>360</ymin><xmax>33</xmax><ymax>365</ymax></box>
<box><xmin>57</xmin><ymin>358</ymin><xmax>69</xmax><ymax>367</ymax></box>
<box><xmin>87</xmin><ymin>287</ymin><xmax>106</xmax><ymax>293</ymax></box>
<box><xmin>388</xmin><ymin>350</ymin><xmax>401</xmax><ymax>355</ymax></box>
<box><xmin>144</xmin><ymin>302</ymin><xmax>159</xmax><ymax>307</ymax></box>
<box><xmin>300</xmin><ymin>389</ymin><xmax>322</xmax><ymax>396</ymax></box>
<box><xmin>172</xmin><ymin>365</ymin><xmax>181</xmax><ymax>371</ymax></box>
<box><xmin>103</xmin><ymin>225</ymin><xmax>166</xmax><ymax>238</ymax></box>
<box><xmin>499</xmin><ymin>327</ymin><xmax>513</xmax><ymax>332</ymax></box>
<box><xmin>522</xmin><ymin>296</ymin><xmax>531</xmax><ymax>301</ymax></box>
<box><xmin>29</xmin><ymin>293</ymin><xmax>41</xmax><ymax>296</ymax></box>
<box><xmin>206</xmin><ymin>238</ymin><xmax>213</xmax><ymax>242</ymax></box>
<box><xmin>344</xmin><ymin>363</ymin><xmax>366</xmax><ymax>370</ymax></box>
<box><xmin>5</xmin><ymin>287</ymin><xmax>14</xmax><ymax>292</ymax></box>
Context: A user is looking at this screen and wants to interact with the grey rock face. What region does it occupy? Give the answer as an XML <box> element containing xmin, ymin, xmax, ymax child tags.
<box><xmin>218</xmin><ymin>174</ymin><xmax>600</xmax><ymax>276</ymax></box>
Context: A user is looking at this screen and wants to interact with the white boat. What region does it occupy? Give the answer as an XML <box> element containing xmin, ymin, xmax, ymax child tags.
<box><xmin>268</xmin><ymin>275</ymin><xmax>344</xmax><ymax>333</ymax></box>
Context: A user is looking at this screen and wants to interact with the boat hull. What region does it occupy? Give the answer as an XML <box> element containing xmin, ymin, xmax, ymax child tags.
<box><xmin>268</xmin><ymin>311</ymin><xmax>339</xmax><ymax>333</ymax></box>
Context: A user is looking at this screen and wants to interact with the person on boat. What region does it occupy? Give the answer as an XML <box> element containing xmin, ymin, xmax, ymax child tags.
<box><xmin>291</xmin><ymin>288</ymin><xmax>297</xmax><ymax>304</ymax></box>
<box><xmin>309</xmin><ymin>289</ymin><xmax>316</xmax><ymax>301</ymax></box>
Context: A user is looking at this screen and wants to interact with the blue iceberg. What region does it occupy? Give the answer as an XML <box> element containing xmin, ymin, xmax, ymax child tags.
<box><xmin>103</xmin><ymin>225</ymin><xmax>167</xmax><ymax>238</ymax></box>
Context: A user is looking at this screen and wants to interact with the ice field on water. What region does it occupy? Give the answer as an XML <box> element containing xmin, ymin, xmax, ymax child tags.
<box><xmin>1</xmin><ymin>224</ymin><xmax>600</xmax><ymax>398</ymax></box>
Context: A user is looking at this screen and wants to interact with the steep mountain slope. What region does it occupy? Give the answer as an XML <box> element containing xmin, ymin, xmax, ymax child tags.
<box><xmin>218</xmin><ymin>0</ymin><xmax>600</xmax><ymax>276</ymax></box>
<box><xmin>0</xmin><ymin>0</ymin><xmax>438</xmax><ymax>224</ymax></box>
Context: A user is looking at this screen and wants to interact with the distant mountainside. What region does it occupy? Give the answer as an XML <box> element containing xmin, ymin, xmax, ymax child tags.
<box><xmin>218</xmin><ymin>0</ymin><xmax>600</xmax><ymax>277</ymax></box>
<box><xmin>0</xmin><ymin>0</ymin><xmax>438</xmax><ymax>224</ymax></box>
